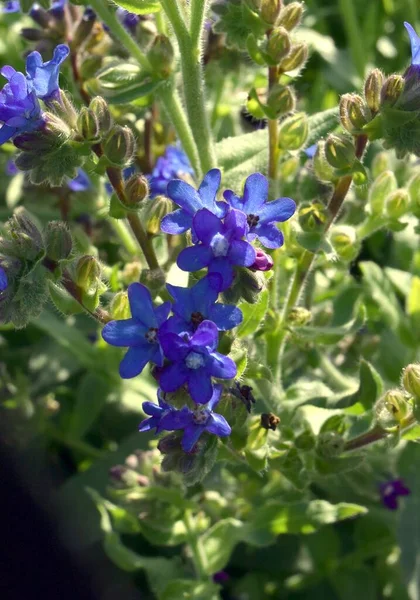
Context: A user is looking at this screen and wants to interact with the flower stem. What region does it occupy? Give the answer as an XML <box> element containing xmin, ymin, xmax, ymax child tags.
<box><xmin>183</xmin><ymin>509</ymin><xmax>208</xmax><ymax>580</ymax></box>
<box><xmin>109</xmin><ymin>218</ymin><xmax>138</xmax><ymax>257</ymax></box>
<box><xmin>343</xmin><ymin>415</ymin><xmax>416</xmax><ymax>453</ymax></box>
<box><xmin>268</xmin><ymin>65</ymin><xmax>279</xmax><ymax>181</ymax></box>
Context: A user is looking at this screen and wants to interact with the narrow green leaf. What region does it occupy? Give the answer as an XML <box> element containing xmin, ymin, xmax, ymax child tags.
<box><xmin>112</xmin><ymin>0</ymin><xmax>161</xmax><ymax>14</ymax></box>
<box><xmin>237</xmin><ymin>290</ymin><xmax>269</xmax><ymax>337</ymax></box>
<box><xmin>199</xmin><ymin>518</ymin><xmax>244</xmax><ymax>575</ymax></box>
<box><xmin>67</xmin><ymin>372</ymin><xmax>112</xmax><ymax>439</ymax></box>
<box><xmin>331</xmin><ymin>359</ymin><xmax>384</xmax><ymax>414</ymax></box>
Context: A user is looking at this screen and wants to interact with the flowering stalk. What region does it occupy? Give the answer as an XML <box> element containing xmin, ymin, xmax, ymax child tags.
<box><xmin>343</xmin><ymin>415</ymin><xmax>416</xmax><ymax>453</ymax></box>
<box><xmin>268</xmin><ymin>65</ymin><xmax>279</xmax><ymax>181</ymax></box>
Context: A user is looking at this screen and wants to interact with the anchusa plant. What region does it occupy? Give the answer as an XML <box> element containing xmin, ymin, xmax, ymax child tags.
<box><xmin>2</xmin><ymin>1</ymin><xmax>420</xmax><ymax>598</ymax></box>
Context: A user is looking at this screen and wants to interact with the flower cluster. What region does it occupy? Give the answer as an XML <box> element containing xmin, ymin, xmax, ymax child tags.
<box><xmin>2</xmin><ymin>0</ymin><xmax>66</xmax><ymax>14</ymax></box>
<box><xmin>380</xmin><ymin>478</ymin><xmax>410</xmax><ymax>510</ymax></box>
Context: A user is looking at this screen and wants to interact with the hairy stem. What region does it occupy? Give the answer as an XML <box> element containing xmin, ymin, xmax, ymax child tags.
<box><xmin>184</xmin><ymin>509</ymin><xmax>208</xmax><ymax>580</ymax></box>
<box><xmin>343</xmin><ymin>415</ymin><xmax>416</xmax><ymax>452</ymax></box>
<box><xmin>268</xmin><ymin>65</ymin><xmax>279</xmax><ymax>181</ymax></box>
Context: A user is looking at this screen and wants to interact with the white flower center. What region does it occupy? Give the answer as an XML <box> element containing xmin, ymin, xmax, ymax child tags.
<box><xmin>383</xmin><ymin>484</ymin><xmax>394</xmax><ymax>496</ymax></box>
<box><xmin>192</xmin><ymin>408</ymin><xmax>210</xmax><ymax>425</ymax></box>
<box><xmin>210</xmin><ymin>233</ymin><xmax>229</xmax><ymax>257</ymax></box>
<box><xmin>185</xmin><ymin>351</ymin><xmax>204</xmax><ymax>370</ymax></box>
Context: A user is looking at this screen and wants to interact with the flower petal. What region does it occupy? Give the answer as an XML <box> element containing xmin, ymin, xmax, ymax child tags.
<box><xmin>167</xmin><ymin>179</ymin><xmax>202</xmax><ymax>214</ymax></box>
<box><xmin>193</xmin><ymin>208</ymin><xmax>223</xmax><ymax>245</ymax></box>
<box><xmin>228</xmin><ymin>239</ymin><xmax>256</xmax><ymax>267</ymax></box>
<box><xmin>190</xmin><ymin>275</ymin><xmax>219</xmax><ymax>314</ymax></box>
<box><xmin>198</xmin><ymin>168</ymin><xmax>221</xmax><ymax>209</ymax></box>
<box><xmin>159</xmin><ymin>332</ymin><xmax>190</xmax><ymax>361</ymax></box>
<box><xmin>223</xmin><ymin>189</ymin><xmax>243</xmax><ymax>210</ymax></box>
<box><xmin>154</xmin><ymin>301</ymin><xmax>171</xmax><ymax>326</ymax></box>
<box><xmin>177</xmin><ymin>245</ymin><xmax>212</xmax><ymax>272</ymax></box>
<box><xmin>102</xmin><ymin>319</ymin><xmax>144</xmax><ymax>347</ymax></box>
<box><xmin>128</xmin><ymin>282</ymin><xmax>157</xmax><ymax>327</ymax></box>
<box><xmin>138</xmin><ymin>416</ymin><xmax>156</xmax><ymax>432</ymax></box>
<box><xmin>209</xmin><ymin>352</ymin><xmax>237</xmax><ymax>379</ymax></box>
<box><xmin>223</xmin><ymin>208</ymin><xmax>248</xmax><ymax>239</ymax></box>
<box><xmin>167</xmin><ymin>283</ymin><xmax>195</xmax><ymax>320</ymax></box>
<box><xmin>188</xmin><ymin>368</ymin><xmax>213</xmax><ymax>404</ymax></box>
<box><xmin>191</xmin><ymin>319</ymin><xmax>219</xmax><ymax>350</ymax></box>
<box><xmin>254</xmin><ymin>222</ymin><xmax>284</xmax><ymax>249</ymax></box>
<box><xmin>159</xmin><ymin>406</ymin><xmax>192</xmax><ymax>430</ymax></box>
<box><xmin>208</xmin><ymin>383</ymin><xmax>223</xmax><ymax>411</ymax></box>
<box><xmin>242</xmin><ymin>173</ymin><xmax>268</xmax><ymax>213</ymax></box>
<box><xmin>160</xmin><ymin>208</ymin><xmax>192</xmax><ymax>234</ymax></box>
<box><xmin>208</xmin><ymin>257</ymin><xmax>235</xmax><ymax>291</ymax></box>
<box><xmin>182</xmin><ymin>423</ymin><xmax>205</xmax><ymax>452</ymax></box>
<box><xmin>405</xmin><ymin>21</ymin><xmax>420</xmax><ymax>66</ymax></box>
<box><xmin>208</xmin><ymin>303</ymin><xmax>243</xmax><ymax>330</ymax></box>
<box><xmin>206</xmin><ymin>413</ymin><xmax>231</xmax><ymax>437</ymax></box>
<box><xmin>258</xmin><ymin>197</ymin><xmax>296</xmax><ymax>224</ymax></box>
<box><xmin>119</xmin><ymin>344</ymin><xmax>154</xmax><ymax>378</ymax></box>
<box><xmin>142</xmin><ymin>401</ymin><xmax>163</xmax><ymax>417</ymax></box>
<box><xmin>159</xmin><ymin>362</ymin><xmax>189</xmax><ymax>392</ymax></box>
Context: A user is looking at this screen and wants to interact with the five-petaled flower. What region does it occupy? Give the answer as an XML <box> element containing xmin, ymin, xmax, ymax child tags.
<box><xmin>224</xmin><ymin>173</ymin><xmax>296</xmax><ymax>249</ymax></box>
<box><xmin>138</xmin><ymin>392</ymin><xmax>174</xmax><ymax>433</ymax></box>
<box><xmin>161</xmin><ymin>168</ymin><xmax>228</xmax><ymax>235</ymax></box>
<box><xmin>379</xmin><ymin>478</ymin><xmax>411</xmax><ymax>510</ymax></box>
<box><xmin>163</xmin><ymin>274</ymin><xmax>243</xmax><ymax>334</ymax></box>
<box><xmin>0</xmin><ymin>68</ymin><xmax>43</xmax><ymax>145</ymax></box>
<box><xmin>158</xmin><ymin>385</ymin><xmax>231</xmax><ymax>452</ymax></box>
<box><xmin>159</xmin><ymin>320</ymin><xmax>237</xmax><ymax>404</ymax></box>
<box><xmin>25</xmin><ymin>44</ymin><xmax>70</xmax><ymax>102</ymax></box>
<box><xmin>102</xmin><ymin>283</ymin><xmax>171</xmax><ymax>379</ymax></box>
<box><xmin>177</xmin><ymin>208</ymin><xmax>256</xmax><ymax>291</ymax></box>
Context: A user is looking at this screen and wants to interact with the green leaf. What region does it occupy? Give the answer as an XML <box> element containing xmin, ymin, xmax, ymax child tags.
<box><xmin>407</xmin><ymin>276</ymin><xmax>420</xmax><ymax>316</ymax></box>
<box><xmin>161</xmin><ymin>580</ymin><xmax>220</xmax><ymax>600</ymax></box>
<box><xmin>295</xmin><ymin>230</ymin><xmax>335</xmax><ymax>255</ymax></box>
<box><xmin>112</xmin><ymin>0</ymin><xmax>161</xmax><ymax>14</ymax></box>
<box><xmin>292</xmin><ymin>304</ymin><xmax>366</xmax><ymax>345</ymax></box>
<box><xmin>67</xmin><ymin>372</ymin><xmax>112</xmax><ymax>439</ymax></box>
<box><xmin>305</xmin><ymin>107</ymin><xmax>340</xmax><ymax>148</ymax></box>
<box><xmin>48</xmin><ymin>281</ymin><xmax>84</xmax><ymax>315</ymax></box>
<box><xmin>245</xmin><ymin>360</ymin><xmax>273</xmax><ymax>382</ymax></box>
<box><xmin>359</xmin><ymin>261</ymin><xmax>403</xmax><ymax>328</ymax></box>
<box><xmin>331</xmin><ymin>360</ymin><xmax>383</xmax><ymax>414</ymax></box>
<box><xmin>237</xmin><ymin>290</ymin><xmax>269</xmax><ymax>337</ymax></box>
<box><xmin>6</xmin><ymin>172</ymin><xmax>24</xmax><ymax>209</ymax></box>
<box><xmin>199</xmin><ymin>518</ymin><xmax>244</xmax><ymax>575</ymax></box>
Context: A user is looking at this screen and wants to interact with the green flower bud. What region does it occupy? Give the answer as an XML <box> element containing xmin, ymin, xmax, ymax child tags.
<box><xmin>75</xmin><ymin>255</ymin><xmax>101</xmax><ymax>290</ymax></box>
<box><xmin>144</xmin><ymin>196</ymin><xmax>173</xmax><ymax>235</ymax></box>
<box><xmin>288</xmin><ymin>307</ymin><xmax>311</xmax><ymax>325</ymax></box>
<box><xmin>147</xmin><ymin>35</ymin><xmax>174</xmax><ymax>78</ymax></box>
<box><xmin>44</xmin><ymin>221</ymin><xmax>73</xmax><ymax>262</ymax></box>
<box><xmin>77</xmin><ymin>107</ymin><xmax>100</xmax><ymax>141</ymax></box>
<box><xmin>408</xmin><ymin>173</ymin><xmax>420</xmax><ymax>214</ymax></box>
<box><xmin>375</xmin><ymin>390</ymin><xmax>406</xmax><ymax>430</ymax></box>
<box><xmin>330</xmin><ymin>225</ymin><xmax>360</xmax><ymax>262</ymax></box>
<box><xmin>385</xmin><ymin>188</ymin><xmax>410</xmax><ymax>220</ymax></box>
<box><xmin>368</xmin><ymin>170</ymin><xmax>397</xmax><ymax>215</ymax></box>
<box><xmin>313</xmin><ymin>141</ymin><xmax>336</xmax><ymax>183</ymax></box>
<box><xmin>316</xmin><ymin>431</ymin><xmax>344</xmax><ymax>458</ymax></box>
<box><xmin>104</xmin><ymin>126</ymin><xmax>136</xmax><ymax>167</ymax></box>
<box><xmin>278</xmin><ymin>112</ymin><xmax>308</xmax><ymax>150</ymax></box>
<box><xmin>6</xmin><ymin>207</ymin><xmax>44</xmax><ymax>261</ymax></box>
<box><xmin>402</xmin><ymin>364</ymin><xmax>420</xmax><ymax>399</ymax></box>
<box><xmin>384</xmin><ymin>389</ymin><xmax>411</xmax><ymax>423</ymax></box>
<box><xmin>277</xmin><ymin>1</ymin><xmax>303</xmax><ymax>30</ymax></box>
<box><xmin>295</xmin><ymin>429</ymin><xmax>315</xmax><ymax>451</ymax></box>
<box><xmin>222</xmin><ymin>268</ymin><xmax>264</xmax><ymax>305</ymax></box>
<box><xmin>123</xmin><ymin>174</ymin><xmax>149</xmax><ymax>209</ymax></box>
<box><xmin>280</xmin><ymin>42</ymin><xmax>308</xmax><ymax>72</ymax></box>
<box><xmin>266</xmin><ymin>84</ymin><xmax>295</xmax><ymax>116</ymax></box>
<box><xmin>266</xmin><ymin>27</ymin><xmax>291</xmax><ymax>63</ymax></box>
<box><xmin>260</xmin><ymin>0</ymin><xmax>282</xmax><ymax>24</ymax></box>
<box><xmin>381</xmin><ymin>74</ymin><xmax>404</xmax><ymax>107</ymax></box>
<box><xmin>364</xmin><ymin>68</ymin><xmax>384</xmax><ymax>114</ymax></box>
<box><xmin>325</xmin><ymin>134</ymin><xmax>355</xmax><ymax>170</ymax></box>
<box><xmin>339</xmin><ymin>94</ymin><xmax>371</xmax><ymax>133</ymax></box>
<box><xmin>110</xmin><ymin>291</ymin><xmax>131</xmax><ymax>320</ymax></box>
<box><xmin>298</xmin><ymin>202</ymin><xmax>328</xmax><ymax>232</ymax></box>
<box><xmin>89</xmin><ymin>96</ymin><xmax>113</xmax><ymax>137</ymax></box>
<box><xmin>371</xmin><ymin>151</ymin><xmax>390</xmax><ymax>179</ymax></box>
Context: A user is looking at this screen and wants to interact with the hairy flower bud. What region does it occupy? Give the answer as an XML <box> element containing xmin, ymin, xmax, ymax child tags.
<box><xmin>110</xmin><ymin>291</ymin><xmax>131</xmax><ymax>320</ymax></box>
<box><xmin>266</xmin><ymin>27</ymin><xmax>291</xmax><ymax>63</ymax></box>
<box><xmin>298</xmin><ymin>202</ymin><xmax>328</xmax><ymax>232</ymax></box>
<box><xmin>104</xmin><ymin>126</ymin><xmax>136</xmax><ymax>167</ymax></box>
<box><xmin>260</xmin><ymin>0</ymin><xmax>282</xmax><ymax>24</ymax></box>
<box><xmin>313</xmin><ymin>141</ymin><xmax>336</xmax><ymax>183</ymax></box>
<box><xmin>29</xmin><ymin>4</ymin><xmax>52</xmax><ymax>28</ymax></box>
<box><xmin>278</xmin><ymin>112</ymin><xmax>308</xmax><ymax>150</ymax></box>
<box><xmin>368</xmin><ymin>170</ymin><xmax>397</xmax><ymax>215</ymax></box>
<box><xmin>385</xmin><ymin>189</ymin><xmax>410</xmax><ymax>220</ymax></box>
<box><xmin>144</xmin><ymin>196</ymin><xmax>173</xmax><ymax>235</ymax></box>
<box><xmin>89</xmin><ymin>96</ymin><xmax>113</xmax><ymax>136</ymax></box>
<box><xmin>21</xmin><ymin>28</ymin><xmax>45</xmax><ymax>41</ymax></box>
<box><xmin>381</xmin><ymin>74</ymin><xmax>404</xmax><ymax>107</ymax></box>
<box><xmin>147</xmin><ymin>35</ymin><xmax>174</xmax><ymax>78</ymax></box>
<box><xmin>402</xmin><ymin>364</ymin><xmax>420</xmax><ymax>399</ymax></box>
<box><xmin>266</xmin><ymin>84</ymin><xmax>295</xmax><ymax>116</ymax></box>
<box><xmin>6</xmin><ymin>207</ymin><xmax>44</xmax><ymax>261</ymax></box>
<box><xmin>408</xmin><ymin>173</ymin><xmax>420</xmax><ymax>214</ymax></box>
<box><xmin>124</xmin><ymin>174</ymin><xmax>149</xmax><ymax>209</ymax></box>
<box><xmin>385</xmin><ymin>389</ymin><xmax>411</xmax><ymax>423</ymax></box>
<box><xmin>325</xmin><ymin>135</ymin><xmax>355</xmax><ymax>169</ymax></box>
<box><xmin>364</xmin><ymin>69</ymin><xmax>384</xmax><ymax>113</ymax></box>
<box><xmin>280</xmin><ymin>42</ymin><xmax>308</xmax><ymax>72</ymax></box>
<box><xmin>288</xmin><ymin>307</ymin><xmax>311</xmax><ymax>325</ymax></box>
<box><xmin>277</xmin><ymin>1</ymin><xmax>303</xmax><ymax>30</ymax></box>
<box><xmin>249</xmin><ymin>249</ymin><xmax>274</xmax><ymax>271</ymax></box>
<box><xmin>330</xmin><ymin>226</ymin><xmax>360</xmax><ymax>262</ymax></box>
<box><xmin>316</xmin><ymin>431</ymin><xmax>344</xmax><ymax>458</ymax></box>
<box><xmin>75</xmin><ymin>255</ymin><xmax>101</xmax><ymax>290</ymax></box>
<box><xmin>44</xmin><ymin>221</ymin><xmax>73</xmax><ymax>262</ymax></box>
<box><xmin>340</xmin><ymin>94</ymin><xmax>371</xmax><ymax>133</ymax></box>
<box><xmin>371</xmin><ymin>152</ymin><xmax>390</xmax><ymax>179</ymax></box>
<box><xmin>77</xmin><ymin>107</ymin><xmax>100</xmax><ymax>141</ymax></box>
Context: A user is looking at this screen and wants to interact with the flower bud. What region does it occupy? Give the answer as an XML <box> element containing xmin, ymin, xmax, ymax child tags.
<box><xmin>402</xmin><ymin>364</ymin><xmax>420</xmax><ymax>399</ymax></box>
<box><xmin>29</xmin><ymin>4</ymin><xmax>52</xmax><ymax>28</ymax></box>
<box><xmin>280</xmin><ymin>42</ymin><xmax>308</xmax><ymax>72</ymax></box>
<box><xmin>89</xmin><ymin>96</ymin><xmax>113</xmax><ymax>136</ymax></box>
<box><xmin>298</xmin><ymin>202</ymin><xmax>328</xmax><ymax>232</ymax></box>
<box><xmin>368</xmin><ymin>170</ymin><xmax>397</xmax><ymax>215</ymax></box>
<box><xmin>385</xmin><ymin>189</ymin><xmax>410</xmax><ymax>220</ymax></box>
<box><xmin>158</xmin><ymin>432</ymin><xmax>182</xmax><ymax>454</ymax></box>
<box><xmin>266</xmin><ymin>84</ymin><xmax>295</xmax><ymax>116</ymax></box>
<box><xmin>325</xmin><ymin>135</ymin><xmax>355</xmax><ymax>169</ymax></box>
<box><xmin>144</xmin><ymin>196</ymin><xmax>173</xmax><ymax>235</ymax></box>
<box><xmin>288</xmin><ymin>307</ymin><xmax>311</xmax><ymax>326</ymax></box>
<box><xmin>371</xmin><ymin>152</ymin><xmax>390</xmax><ymax>179</ymax></box>
<box><xmin>266</xmin><ymin>27</ymin><xmax>291</xmax><ymax>63</ymax></box>
<box><xmin>340</xmin><ymin>94</ymin><xmax>371</xmax><ymax>133</ymax></box>
<box><xmin>408</xmin><ymin>173</ymin><xmax>420</xmax><ymax>213</ymax></box>
<box><xmin>104</xmin><ymin>126</ymin><xmax>136</xmax><ymax>167</ymax></box>
<box><xmin>21</xmin><ymin>28</ymin><xmax>44</xmax><ymax>41</ymax></box>
<box><xmin>109</xmin><ymin>465</ymin><xmax>143</xmax><ymax>487</ymax></box>
<box><xmin>278</xmin><ymin>112</ymin><xmax>308</xmax><ymax>150</ymax></box>
<box><xmin>330</xmin><ymin>225</ymin><xmax>360</xmax><ymax>262</ymax></box>
<box><xmin>124</xmin><ymin>174</ymin><xmax>149</xmax><ymax>208</ymax></box>
<box><xmin>313</xmin><ymin>141</ymin><xmax>336</xmax><ymax>183</ymax></box>
<box><xmin>261</xmin><ymin>413</ymin><xmax>280</xmax><ymax>431</ymax></box>
<box><xmin>7</xmin><ymin>207</ymin><xmax>44</xmax><ymax>261</ymax></box>
<box><xmin>110</xmin><ymin>291</ymin><xmax>130</xmax><ymax>320</ymax></box>
<box><xmin>316</xmin><ymin>431</ymin><xmax>344</xmax><ymax>458</ymax></box>
<box><xmin>260</xmin><ymin>0</ymin><xmax>282</xmax><ymax>25</ymax></box>
<box><xmin>277</xmin><ymin>1</ymin><xmax>303</xmax><ymax>30</ymax></box>
<box><xmin>44</xmin><ymin>221</ymin><xmax>73</xmax><ymax>262</ymax></box>
<box><xmin>147</xmin><ymin>35</ymin><xmax>174</xmax><ymax>78</ymax></box>
<box><xmin>381</xmin><ymin>74</ymin><xmax>404</xmax><ymax>107</ymax></box>
<box><xmin>384</xmin><ymin>389</ymin><xmax>411</xmax><ymax>423</ymax></box>
<box><xmin>249</xmin><ymin>249</ymin><xmax>274</xmax><ymax>271</ymax></box>
<box><xmin>364</xmin><ymin>69</ymin><xmax>384</xmax><ymax>114</ymax></box>
<box><xmin>77</xmin><ymin>107</ymin><xmax>100</xmax><ymax>141</ymax></box>
<box><xmin>71</xmin><ymin>7</ymin><xmax>96</xmax><ymax>49</ymax></box>
<box><xmin>75</xmin><ymin>255</ymin><xmax>101</xmax><ymax>290</ymax></box>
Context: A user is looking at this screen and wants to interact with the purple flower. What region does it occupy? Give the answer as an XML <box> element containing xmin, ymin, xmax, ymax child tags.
<box><xmin>161</xmin><ymin>168</ymin><xmax>228</xmax><ymax>235</ymax></box>
<box><xmin>138</xmin><ymin>393</ymin><xmax>174</xmax><ymax>433</ymax></box>
<box><xmin>116</xmin><ymin>7</ymin><xmax>140</xmax><ymax>32</ymax></box>
<box><xmin>0</xmin><ymin>68</ymin><xmax>43</xmax><ymax>145</ymax></box>
<box><xmin>25</xmin><ymin>44</ymin><xmax>70</xmax><ymax>102</ymax></box>
<box><xmin>158</xmin><ymin>384</ymin><xmax>231</xmax><ymax>451</ymax></box>
<box><xmin>0</xmin><ymin>267</ymin><xmax>8</xmax><ymax>292</ymax></box>
<box><xmin>102</xmin><ymin>283</ymin><xmax>171</xmax><ymax>379</ymax></box>
<box><xmin>149</xmin><ymin>145</ymin><xmax>194</xmax><ymax>198</ymax></box>
<box><xmin>159</xmin><ymin>320</ymin><xmax>237</xmax><ymax>404</ymax></box>
<box><xmin>68</xmin><ymin>169</ymin><xmax>91</xmax><ymax>192</ymax></box>
<box><xmin>223</xmin><ymin>173</ymin><xmax>296</xmax><ymax>249</ymax></box>
<box><xmin>163</xmin><ymin>274</ymin><xmax>243</xmax><ymax>334</ymax></box>
<box><xmin>177</xmin><ymin>208</ymin><xmax>256</xmax><ymax>291</ymax></box>
<box><xmin>380</xmin><ymin>479</ymin><xmax>411</xmax><ymax>510</ymax></box>
<box><xmin>2</xmin><ymin>1</ymin><xmax>20</xmax><ymax>12</ymax></box>
<box><xmin>213</xmin><ymin>571</ymin><xmax>230</xmax><ymax>585</ymax></box>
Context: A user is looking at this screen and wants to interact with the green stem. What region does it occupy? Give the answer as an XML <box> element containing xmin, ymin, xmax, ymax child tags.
<box><xmin>356</xmin><ymin>215</ymin><xmax>389</xmax><ymax>240</ymax></box>
<box><xmin>317</xmin><ymin>351</ymin><xmax>355</xmax><ymax>391</ymax></box>
<box><xmin>183</xmin><ymin>509</ymin><xmax>208</xmax><ymax>580</ymax></box>
<box><xmin>109</xmin><ymin>218</ymin><xmax>138</xmax><ymax>257</ymax></box>
<box><xmin>343</xmin><ymin>415</ymin><xmax>416</xmax><ymax>453</ymax></box>
<box><xmin>88</xmin><ymin>0</ymin><xmax>152</xmax><ymax>71</ymax></box>
<box><xmin>160</xmin><ymin>0</ymin><xmax>216</xmax><ymax>173</ymax></box>
<box><xmin>337</xmin><ymin>0</ymin><xmax>366</xmax><ymax>80</ymax></box>
<box><xmin>268</xmin><ymin>65</ymin><xmax>279</xmax><ymax>181</ymax></box>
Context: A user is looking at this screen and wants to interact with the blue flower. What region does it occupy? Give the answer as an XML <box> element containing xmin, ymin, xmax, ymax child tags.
<box><xmin>304</xmin><ymin>143</ymin><xmax>317</xmax><ymax>159</ymax></box>
<box><xmin>224</xmin><ymin>173</ymin><xmax>296</xmax><ymax>249</ymax></box>
<box><xmin>138</xmin><ymin>392</ymin><xmax>174</xmax><ymax>433</ymax></box>
<box><xmin>177</xmin><ymin>208</ymin><xmax>256</xmax><ymax>291</ymax></box>
<box><xmin>163</xmin><ymin>274</ymin><xmax>243</xmax><ymax>334</ymax></box>
<box><xmin>158</xmin><ymin>384</ymin><xmax>231</xmax><ymax>452</ymax></box>
<box><xmin>161</xmin><ymin>168</ymin><xmax>228</xmax><ymax>235</ymax></box>
<box><xmin>26</xmin><ymin>44</ymin><xmax>70</xmax><ymax>102</ymax></box>
<box><xmin>159</xmin><ymin>320</ymin><xmax>237</xmax><ymax>404</ymax></box>
<box><xmin>405</xmin><ymin>22</ymin><xmax>420</xmax><ymax>67</ymax></box>
<box><xmin>67</xmin><ymin>169</ymin><xmax>91</xmax><ymax>192</ymax></box>
<box><xmin>2</xmin><ymin>1</ymin><xmax>20</xmax><ymax>12</ymax></box>
<box><xmin>102</xmin><ymin>282</ymin><xmax>171</xmax><ymax>379</ymax></box>
<box><xmin>0</xmin><ymin>68</ymin><xmax>43</xmax><ymax>145</ymax></box>
<box><xmin>116</xmin><ymin>8</ymin><xmax>140</xmax><ymax>32</ymax></box>
<box><xmin>149</xmin><ymin>145</ymin><xmax>194</xmax><ymax>198</ymax></box>
<box><xmin>380</xmin><ymin>478</ymin><xmax>410</xmax><ymax>510</ymax></box>
<box><xmin>0</xmin><ymin>266</ymin><xmax>8</xmax><ymax>292</ymax></box>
